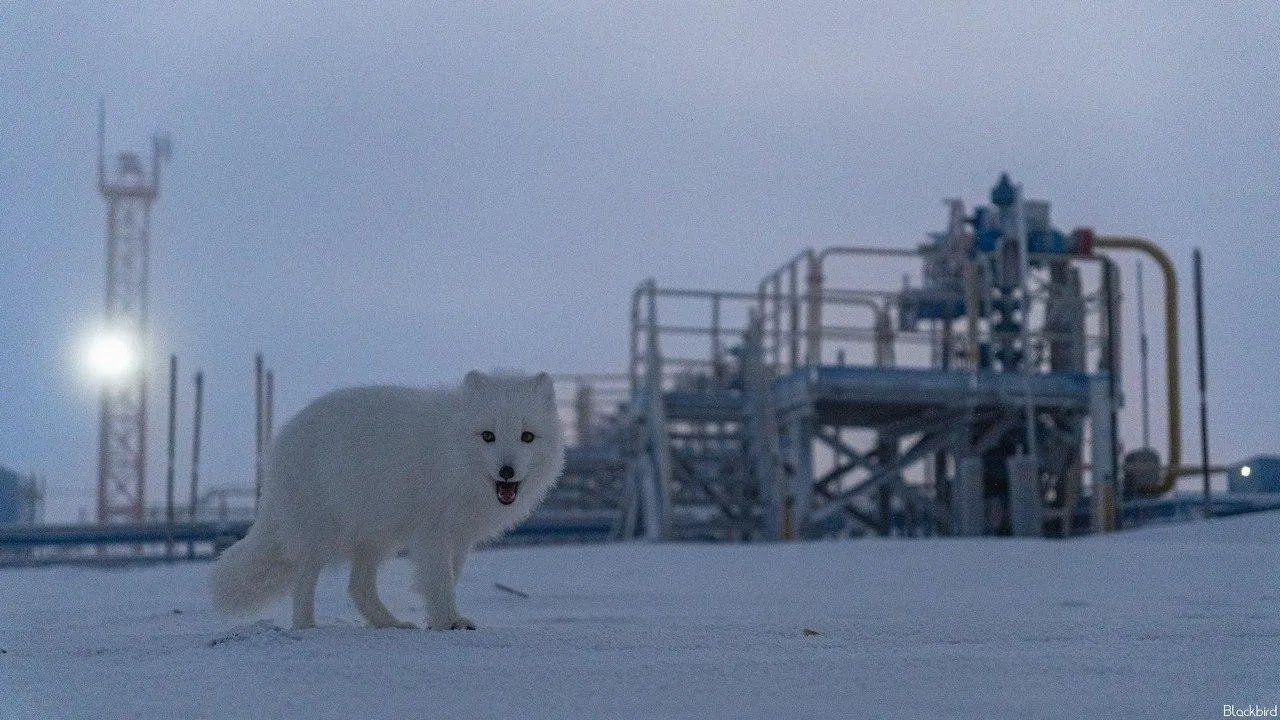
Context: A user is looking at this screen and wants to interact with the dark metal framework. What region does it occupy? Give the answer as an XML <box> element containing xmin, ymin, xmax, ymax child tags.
<box><xmin>95</xmin><ymin>105</ymin><xmax>169</xmax><ymax>523</ymax></box>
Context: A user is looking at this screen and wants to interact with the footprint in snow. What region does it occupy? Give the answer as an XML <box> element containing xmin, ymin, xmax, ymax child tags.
<box><xmin>208</xmin><ymin>620</ymin><xmax>302</xmax><ymax>647</ymax></box>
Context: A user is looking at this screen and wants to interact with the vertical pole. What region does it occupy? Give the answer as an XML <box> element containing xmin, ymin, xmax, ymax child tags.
<box><xmin>1137</xmin><ymin>262</ymin><xmax>1152</xmax><ymax>448</ymax></box>
<box><xmin>710</xmin><ymin>294</ymin><xmax>721</xmax><ymax>382</ymax></box>
<box><xmin>780</xmin><ymin>496</ymin><xmax>793</xmax><ymax>541</ymax></box>
<box><xmin>953</xmin><ymin>456</ymin><xmax>986</xmax><ymax>536</ymax></box>
<box><xmin>165</xmin><ymin>354</ymin><xmax>177</xmax><ymax>557</ymax></box>
<box><xmin>788</xmin><ymin>263</ymin><xmax>799</xmax><ymax>371</ymax></box>
<box><xmin>1007</xmin><ymin>454</ymin><xmax>1043</xmax><ymax>536</ymax></box>
<box><xmin>771</xmin><ymin>279</ymin><xmax>782</xmax><ymax>368</ymax></box>
<box><xmin>875</xmin><ymin>435</ymin><xmax>898</xmax><ymax>536</ymax></box>
<box><xmin>97</xmin><ymin>98</ymin><xmax>106</xmax><ymax>190</ymax></box>
<box><xmin>96</xmin><ymin>385</ymin><xmax>109</xmax><ymax>524</ymax></box>
<box><xmin>935</xmin><ymin>319</ymin><xmax>953</xmax><ymax>534</ymax></box>
<box><xmin>1100</xmin><ymin>259</ymin><xmax>1124</xmax><ymax>501</ymax></box>
<box><xmin>642</xmin><ymin>283</ymin><xmax>670</xmax><ymax>540</ymax></box>
<box><xmin>574</xmin><ymin>380</ymin><xmax>594</xmax><ymax>445</ymax></box>
<box><xmin>137</xmin><ymin>195</ymin><xmax>152</xmax><ymax>526</ymax></box>
<box><xmin>785</xmin><ymin>413</ymin><xmax>815</xmax><ymax>539</ymax></box>
<box><xmin>188</xmin><ymin>371</ymin><xmax>203</xmax><ymax>559</ymax></box>
<box><xmin>629</xmin><ymin>288</ymin><xmax>640</xmax><ymax>396</ymax></box>
<box><xmin>805</xmin><ymin>252</ymin><xmax>822</xmax><ymax>366</ymax></box>
<box><xmin>1014</xmin><ymin>187</ymin><xmax>1039</xmax><ymax>462</ymax></box>
<box><xmin>1193</xmin><ymin>249</ymin><xmax>1211</xmax><ymax>518</ymax></box>
<box><xmin>95</xmin><ymin>109</ymin><xmax>119</xmax><ymax>525</ymax></box>
<box><xmin>939</xmin><ymin>319</ymin><xmax>952</xmax><ymax>371</ymax></box>
<box><xmin>964</xmin><ymin>261</ymin><xmax>982</xmax><ymax>370</ymax></box>
<box><xmin>254</xmin><ymin>353</ymin><xmax>264</xmax><ymax>512</ymax></box>
<box><xmin>1090</xmin><ymin>374</ymin><xmax>1117</xmax><ymax>533</ymax></box>
<box><xmin>265</xmin><ymin>369</ymin><xmax>275</xmax><ymax>449</ymax></box>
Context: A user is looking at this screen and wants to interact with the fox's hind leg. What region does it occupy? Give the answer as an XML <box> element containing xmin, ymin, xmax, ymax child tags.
<box><xmin>291</xmin><ymin>561</ymin><xmax>321</xmax><ymax>630</ymax></box>
<box><xmin>349</xmin><ymin>545</ymin><xmax>416</xmax><ymax>629</ymax></box>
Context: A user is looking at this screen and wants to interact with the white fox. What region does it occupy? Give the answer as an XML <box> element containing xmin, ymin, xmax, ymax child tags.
<box><xmin>210</xmin><ymin>371</ymin><xmax>565</xmax><ymax>630</ymax></box>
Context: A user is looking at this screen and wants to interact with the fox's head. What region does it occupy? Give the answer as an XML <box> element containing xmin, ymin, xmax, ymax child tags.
<box><xmin>461</xmin><ymin>371</ymin><xmax>565</xmax><ymax>507</ymax></box>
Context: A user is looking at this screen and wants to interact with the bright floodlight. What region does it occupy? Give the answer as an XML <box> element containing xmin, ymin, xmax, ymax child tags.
<box><xmin>86</xmin><ymin>331</ymin><xmax>136</xmax><ymax>381</ymax></box>
<box><xmin>1241</xmin><ymin>465</ymin><xmax>1252</xmax><ymax>478</ymax></box>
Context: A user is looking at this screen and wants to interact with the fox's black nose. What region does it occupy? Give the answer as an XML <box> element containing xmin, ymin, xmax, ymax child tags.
<box><xmin>499</xmin><ymin>465</ymin><xmax>515</xmax><ymax>480</ymax></box>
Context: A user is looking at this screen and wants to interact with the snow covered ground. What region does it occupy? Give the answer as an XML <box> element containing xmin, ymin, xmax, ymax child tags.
<box><xmin>2</xmin><ymin>513</ymin><xmax>1278</xmax><ymax>719</ymax></box>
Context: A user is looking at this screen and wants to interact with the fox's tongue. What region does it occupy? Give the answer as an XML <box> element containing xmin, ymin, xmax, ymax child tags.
<box><xmin>495</xmin><ymin>480</ymin><xmax>519</xmax><ymax>505</ymax></box>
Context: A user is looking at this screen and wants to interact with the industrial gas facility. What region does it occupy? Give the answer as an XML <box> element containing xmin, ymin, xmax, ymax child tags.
<box><xmin>2</xmin><ymin>117</ymin><xmax>1277</xmax><ymax>564</ymax></box>
<box><xmin>541</xmin><ymin>173</ymin><xmax>1280</xmax><ymax>543</ymax></box>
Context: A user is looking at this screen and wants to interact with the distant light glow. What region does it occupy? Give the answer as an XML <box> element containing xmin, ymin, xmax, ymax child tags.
<box><xmin>1241</xmin><ymin>465</ymin><xmax>1252</xmax><ymax>478</ymax></box>
<box><xmin>86</xmin><ymin>331</ymin><xmax>136</xmax><ymax>381</ymax></box>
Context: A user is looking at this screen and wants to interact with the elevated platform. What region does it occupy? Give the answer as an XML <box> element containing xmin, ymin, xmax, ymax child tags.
<box><xmin>1122</xmin><ymin>492</ymin><xmax>1280</xmax><ymax>526</ymax></box>
<box><xmin>662</xmin><ymin>389</ymin><xmax>744</xmax><ymax>423</ymax></box>
<box><xmin>775</xmin><ymin>365</ymin><xmax>1095</xmax><ymax>425</ymax></box>
<box><xmin>660</xmin><ymin>365</ymin><xmax>1094</xmax><ymax>426</ymax></box>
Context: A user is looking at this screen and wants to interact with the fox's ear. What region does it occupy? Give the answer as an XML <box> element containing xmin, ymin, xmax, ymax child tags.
<box><xmin>464</xmin><ymin>370</ymin><xmax>487</xmax><ymax>390</ymax></box>
<box><xmin>533</xmin><ymin>372</ymin><xmax>553</xmax><ymax>399</ymax></box>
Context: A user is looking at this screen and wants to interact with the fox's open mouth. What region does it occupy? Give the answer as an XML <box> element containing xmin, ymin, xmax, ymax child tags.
<box><xmin>495</xmin><ymin>480</ymin><xmax>520</xmax><ymax>505</ymax></box>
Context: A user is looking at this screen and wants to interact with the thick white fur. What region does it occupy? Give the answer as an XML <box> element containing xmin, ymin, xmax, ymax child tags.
<box><xmin>209</xmin><ymin>371</ymin><xmax>565</xmax><ymax>630</ymax></box>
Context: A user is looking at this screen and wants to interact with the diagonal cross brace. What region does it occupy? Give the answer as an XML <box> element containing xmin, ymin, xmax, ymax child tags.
<box><xmin>809</xmin><ymin>417</ymin><xmax>963</xmax><ymax>524</ymax></box>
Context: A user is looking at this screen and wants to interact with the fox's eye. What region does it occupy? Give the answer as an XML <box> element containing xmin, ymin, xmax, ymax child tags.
<box><xmin>481</xmin><ymin>431</ymin><xmax>495</xmax><ymax>443</ymax></box>
<box><xmin>521</xmin><ymin>431</ymin><xmax>535</xmax><ymax>444</ymax></box>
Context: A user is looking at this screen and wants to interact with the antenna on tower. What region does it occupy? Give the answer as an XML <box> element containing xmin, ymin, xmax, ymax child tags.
<box><xmin>151</xmin><ymin>131</ymin><xmax>172</xmax><ymax>192</ymax></box>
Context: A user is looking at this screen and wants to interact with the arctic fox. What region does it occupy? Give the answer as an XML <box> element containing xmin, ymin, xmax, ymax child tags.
<box><xmin>210</xmin><ymin>371</ymin><xmax>565</xmax><ymax>630</ymax></box>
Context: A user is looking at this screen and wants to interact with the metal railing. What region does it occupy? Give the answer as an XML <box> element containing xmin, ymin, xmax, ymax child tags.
<box><xmin>552</xmin><ymin>373</ymin><xmax>629</xmax><ymax>447</ymax></box>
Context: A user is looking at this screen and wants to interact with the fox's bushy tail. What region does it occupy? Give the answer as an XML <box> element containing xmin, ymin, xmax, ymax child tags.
<box><xmin>209</xmin><ymin>525</ymin><xmax>293</xmax><ymax>615</ymax></box>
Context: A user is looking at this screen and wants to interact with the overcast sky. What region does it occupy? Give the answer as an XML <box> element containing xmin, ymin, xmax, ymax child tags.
<box><xmin>2</xmin><ymin>2</ymin><xmax>1277</xmax><ymax>520</ymax></box>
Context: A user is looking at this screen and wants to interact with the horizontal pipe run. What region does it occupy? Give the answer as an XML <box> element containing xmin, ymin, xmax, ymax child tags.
<box><xmin>549</xmin><ymin>372</ymin><xmax>630</xmax><ymax>383</ymax></box>
<box><xmin>640</xmin><ymin>286</ymin><xmax>764</xmax><ymax>302</ymax></box>
<box><xmin>639</xmin><ymin>324</ymin><xmax>753</xmax><ymax>338</ymax></box>
<box><xmin>817</xmin><ymin>246</ymin><xmax>920</xmax><ymax>261</ymax></box>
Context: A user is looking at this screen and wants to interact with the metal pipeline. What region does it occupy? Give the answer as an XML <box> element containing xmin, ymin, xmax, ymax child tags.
<box><xmin>1094</xmin><ymin>236</ymin><xmax>1181</xmax><ymax>494</ymax></box>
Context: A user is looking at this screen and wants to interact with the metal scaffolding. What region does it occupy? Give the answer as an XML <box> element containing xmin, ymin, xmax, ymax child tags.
<box><xmin>608</xmin><ymin>176</ymin><xmax>1142</xmax><ymax>540</ymax></box>
<box><xmin>94</xmin><ymin>104</ymin><xmax>170</xmax><ymax>523</ymax></box>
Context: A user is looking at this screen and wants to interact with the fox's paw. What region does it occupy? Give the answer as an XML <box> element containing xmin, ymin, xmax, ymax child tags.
<box><xmin>428</xmin><ymin>615</ymin><xmax>476</xmax><ymax>631</ymax></box>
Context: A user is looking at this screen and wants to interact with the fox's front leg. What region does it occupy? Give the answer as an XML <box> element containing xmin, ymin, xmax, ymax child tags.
<box><xmin>412</xmin><ymin>545</ymin><xmax>474</xmax><ymax>630</ymax></box>
<box><xmin>452</xmin><ymin>544</ymin><xmax>472</xmax><ymax>586</ymax></box>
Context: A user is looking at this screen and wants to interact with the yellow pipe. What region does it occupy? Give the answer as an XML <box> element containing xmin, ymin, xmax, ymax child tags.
<box><xmin>1094</xmin><ymin>236</ymin><xmax>1180</xmax><ymax>494</ymax></box>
